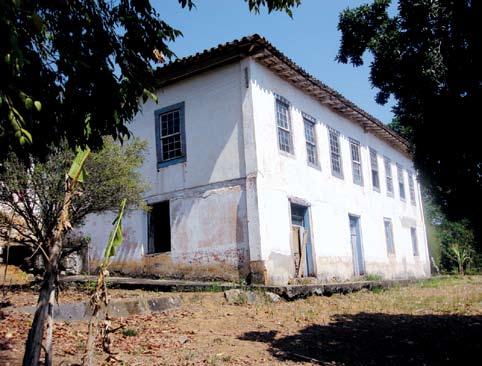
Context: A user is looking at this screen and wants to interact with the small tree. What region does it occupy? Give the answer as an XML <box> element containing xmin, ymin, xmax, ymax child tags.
<box><xmin>0</xmin><ymin>137</ymin><xmax>147</xmax><ymax>252</ymax></box>
<box><xmin>439</xmin><ymin>220</ymin><xmax>477</xmax><ymax>275</ymax></box>
<box><xmin>0</xmin><ymin>137</ymin><xmax>147</xmax><ymax>365</ymax></box>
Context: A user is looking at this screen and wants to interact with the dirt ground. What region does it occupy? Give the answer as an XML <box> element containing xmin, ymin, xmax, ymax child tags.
<box><xmin>1</xmin><ymin>275</ymin><xmax>481</xmax><ymax>365</ymax></box>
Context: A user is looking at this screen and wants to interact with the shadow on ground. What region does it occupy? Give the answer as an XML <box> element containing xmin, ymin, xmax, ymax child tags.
<box><xmin>239</xmin><ymin>313</ymin><xmax>482</xmax><ymax>365</ymax></box>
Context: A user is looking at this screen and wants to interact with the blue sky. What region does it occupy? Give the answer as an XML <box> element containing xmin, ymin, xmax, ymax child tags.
<box><xmin>156</xmin><ymin>0</ymin><xmax>396</xmax><ymax>123</ymax></box>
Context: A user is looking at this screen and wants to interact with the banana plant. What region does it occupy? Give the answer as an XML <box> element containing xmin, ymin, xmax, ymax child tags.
<box><xmin>83</xmin><ymin>198</ymin><xmax>127</xmax><ymax>366</ymax></box>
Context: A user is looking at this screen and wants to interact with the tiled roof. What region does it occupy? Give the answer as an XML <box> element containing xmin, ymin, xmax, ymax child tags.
<box><xmin>155</xmin><ymin>34</ymin><xmax>409</xmax><ymax>155</ymax></box>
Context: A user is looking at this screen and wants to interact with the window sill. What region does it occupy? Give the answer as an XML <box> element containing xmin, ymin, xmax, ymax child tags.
<box><xmin>157</xmin><ymin>156</ymin><xmax>186</xmax><ymax>169</ymax></box>
<box><xmin>144</xmin><ymin>251</ymin><xmax>171</xmax><ymax>257</ymax></box>
<box><xmin>279</xmin><ymin>150</ymin><xmax>296</xmax><ymax>159</ymax></box>
<box><xmin>331</xmin><ymin>172</ymin><xmax>344</xmax><ymax>180</ymax></box>
<box><xmin>307</xmin><ymin>162</ymin><xmax>321</xmax><ymax>171</ymax></box>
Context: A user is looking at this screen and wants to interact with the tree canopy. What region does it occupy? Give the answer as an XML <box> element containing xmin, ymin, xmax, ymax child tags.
<box><xmin>0</xmin><ymin>137</ymin><xmax>147</xmax><ymax>252</ymax></box>
<box><xmin>337</xmin><ymin>0</ymin><xmax>481</xmax><ymax>242</ymax></box>
<box><xmin>0</xmin><ymin>0</ymin><xmax>299</xmax><ymax>161</ymax></box>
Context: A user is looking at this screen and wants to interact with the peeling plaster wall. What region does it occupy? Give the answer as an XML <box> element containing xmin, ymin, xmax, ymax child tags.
<box><xmin>248</xmin><ymin>59</ymin><xmax>430</xmax><ymax>284</ymax></box>
<box><xmin>81</xmin><ymin>62</ymin><xmax>251</xmax><ymax>281</ymax></box>
<box><xmin>82</xmin><ymin>182</ymin><xmax>249</xmax><ymax>281</ymax></box>
<box><xmin>134</xmin><ymin>62</ymin><xmax>246</xmax><ymax>196</ymax></box>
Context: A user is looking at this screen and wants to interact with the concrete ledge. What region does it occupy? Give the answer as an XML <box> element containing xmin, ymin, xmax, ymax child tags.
<box><xmin>9</xmin><ymin>295</ymin><xmax>181</xmax><ymax>321</ymax></box>
<box><xmin>60</xmin><ymin>275</ymin><xmax>426</xmax><ymax>300</ymax></box>
<box><xmin>260</xmin><ymin>279</ymin><xmax>420</xmax><ymax>299</ymax></box>
<box><xmin>62</xmin><ymin>275</ymin><xmax>238</xmax><ymax>292</ymax></box>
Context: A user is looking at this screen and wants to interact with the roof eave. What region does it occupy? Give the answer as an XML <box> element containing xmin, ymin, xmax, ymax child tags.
<box><xmin>154</xmin><ymin>34</ymin><xmax>410</xmax><ymax>156</ymax></box>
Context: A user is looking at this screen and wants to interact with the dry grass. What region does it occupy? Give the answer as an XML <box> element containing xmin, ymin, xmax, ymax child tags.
<box><xmin>0</xmin><ymin>264</ymin><xmax>31</xmax><ymax>286</ymax></box>
<box><xmin>1</xmin><ymin>275</ymin><xmax>481</xmax><ymax>365</ymax></box>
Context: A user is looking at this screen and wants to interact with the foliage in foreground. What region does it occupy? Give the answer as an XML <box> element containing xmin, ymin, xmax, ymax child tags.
<box><xmin>337</xmin><ymin>0</ymin><xmax>482</xmax><ymax>244</ymax></box>
<box><xmin>422</xmin><ymin>192</ymin><xmax>479</xmax><ymax>274</ymax></box>
<box><xmin>0</xmin><ymin>137</ymin><xmax>147</xmax><ymax>265</ymax></box>
<box><xmin>0</xmin><ymin>0</ymin><xmax>299</xmax><ymax>161</ymax></box>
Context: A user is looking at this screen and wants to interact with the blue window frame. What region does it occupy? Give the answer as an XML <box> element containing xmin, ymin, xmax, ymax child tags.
<box><xmin>154</xmin><ymin>102</ymin><xmax>186</xmax><ymax>168</ymax></box>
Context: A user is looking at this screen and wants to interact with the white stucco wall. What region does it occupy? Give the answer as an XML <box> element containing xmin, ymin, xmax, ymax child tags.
<box><xmin>82</xmin><ymin>57</ymin><xmax>430</xmax><ymax>285</ymax></box>
<box><xmin>82</xmin><ymin>62</ymin><xmax>251</xmax><ymax>280</ymax></box>
<box><xmin>136</xmin><ymin>62</ymin><xmax>247</xmax><ymax>195</ymax></box>
<box><xmin>248</xmin><ymin>60</ymin><xmax>430</xmax><ymax>284</ymax></box>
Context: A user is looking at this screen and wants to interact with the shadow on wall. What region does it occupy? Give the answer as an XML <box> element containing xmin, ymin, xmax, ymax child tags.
<box><xmin>239</xmin><ymin>312</ymin><xmax>482</xmax><ymax>365</ymax></box>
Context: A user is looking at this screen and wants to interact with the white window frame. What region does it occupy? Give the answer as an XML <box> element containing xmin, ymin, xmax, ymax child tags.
<box><xmin>397</xmin><ymin>164</ymin><xmax>406</xmax><ymax>201</ymax></box>
<box><xmin>329</xmin><ymin>128</ymin><xmax>343</xmax><ymax>179</ymax></box>
<box><xmin>303</xmin><ymin>113</ymin><xmax>319</xmax><ymax>167</ymax></box>
<box><xmin>275</xmin><ymin>96</ymin><xmax>293</xmax><ymax>154</ymax></box>
<box><xmin>349</xmin><ymin>138</ymin><xmax>363</xmax><ymax>186</ymax></box>
<box><xmin>408</xmin><ymin>171</ymin><xmax>417</xmax><ymax>205</ymax></box>
<box><xmin>384</xmin><ymin>157</ymin><xmax>394</xmax><ymax>197</ymax></box>
<box><xmin>384</xmin><ymin>218</ymin><xmax>396</xmax><ymax>256</ymax></box>
<box><xmin>369</xmin><ymin>148</ymin><xmax>380</xmax><ymax>191</ymax></box>
<box><xmin>410</xmin><ymin>227</ymin><xmax>419</xmax><ymax>257</ymax></box>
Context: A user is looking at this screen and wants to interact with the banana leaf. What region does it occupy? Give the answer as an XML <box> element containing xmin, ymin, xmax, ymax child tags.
<box><xmin>68</xmin><ymin>147</ymin><xmax>91</xmax><ymax>183</ymax></box>
<box><xmin>102</xmin><ymin>198</ymin><xmax>127</xmax><ymax>267</ymax></box>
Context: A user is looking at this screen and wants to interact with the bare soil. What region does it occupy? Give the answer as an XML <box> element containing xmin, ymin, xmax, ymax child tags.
<box><xmin>1</xmin><ymin>275</ymin><xmax>481</xmax><ymax>365</ymax></box>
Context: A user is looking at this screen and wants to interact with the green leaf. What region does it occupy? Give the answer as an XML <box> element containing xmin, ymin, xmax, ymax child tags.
<box><xmin>68</xmin><ymin>147</ymin><xmax>91</xmax><ymax>183</ymax></box>
<box><xmin>143</xmin><ymin>88</ymin><xmax>158</xmax><ymax>103</ymax></box>
<box><xmin>19</xmin><ymin>136</ymin><xmax>28</xmax><ymax>145</ymax></box>
<box><xmin>25</xmin><ymin>97</ymin><xmax>33</xmax><ymax>110</ymax></box>
<box><xmin>9</xmin><ymin>106</ymin><xmax>25</xmax><ymax>126</ymax></box>
<box><xmin>34</xmin><ymin>101</ymin><xmax>42</xmax><ymax>112</ymax></box>
<box><xmin>102</xmin><ymin>198</ymin><xmax>127</xmax><ymax>267</ymax></box>
<box><xmin>19</xmin><ymin>128</ymin><xmax>32</xmax><ymax>143</ymax></box>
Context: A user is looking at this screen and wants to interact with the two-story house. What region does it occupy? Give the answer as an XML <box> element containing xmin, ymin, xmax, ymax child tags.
<box><xmin>82</xmin><ymin>35</ymin><xmax>430</xmax><ymax>285</ymax></box>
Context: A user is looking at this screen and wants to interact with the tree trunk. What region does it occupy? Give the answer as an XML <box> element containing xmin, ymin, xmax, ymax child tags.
<box><xmin>44</xmin><ymin>287</ymin><xmax>56</xmax><ymax>366</ymax></box>
<box><xmin>22</xmin><ymin>262</ymin><xmax>57</xmax><ymax>366</ymax></box>
<box><xmin>83</xmin><ymin>270</ymin><xmax>106</xmax><ymax>366</ymax></box>
<box><xmin>23</xmin><ymin>185</ymin><xmax>73</xmax><ymax>365</ymax></box>
<box><xmin>83</xmin><ymin>311</ymin><xmax>100</xmax><ymax>366</ymax></box>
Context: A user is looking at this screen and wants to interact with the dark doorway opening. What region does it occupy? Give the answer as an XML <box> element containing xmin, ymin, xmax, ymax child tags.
<box><xmin>148</xmin><ymin>201</ymin><xmax>171</xmax><ymax>254</ymax></box>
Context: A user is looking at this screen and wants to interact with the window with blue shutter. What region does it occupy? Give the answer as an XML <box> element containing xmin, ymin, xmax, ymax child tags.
<box><xmin>154</xmin><ymin>102</ymin><xmax>186</xmax><ymax>169</ymax></box>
